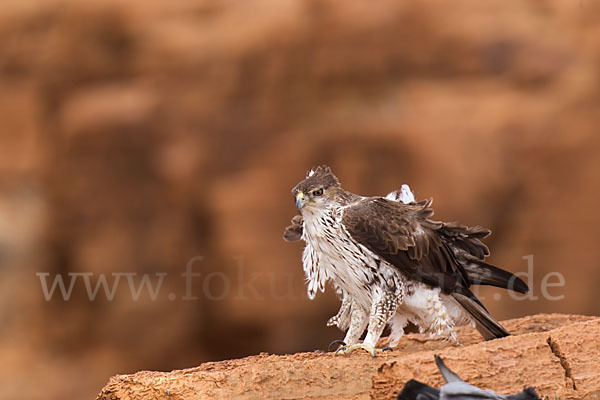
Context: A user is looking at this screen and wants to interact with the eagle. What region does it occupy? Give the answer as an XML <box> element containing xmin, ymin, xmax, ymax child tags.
<box><xmin>284</xmin><ymin>165</ymin><xmax>528</xmax><ymax>355</ymax></box>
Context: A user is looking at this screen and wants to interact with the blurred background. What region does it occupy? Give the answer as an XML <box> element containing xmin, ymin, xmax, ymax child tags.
<box><xmin>1</xmin><ymin>0</ymin><xmax>599</xmax><ymax>398</ymax></box>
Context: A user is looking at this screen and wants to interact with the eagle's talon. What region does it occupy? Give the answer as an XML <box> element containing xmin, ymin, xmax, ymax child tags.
<box><xmin>334</xmin><ymin>343</ymin><xmax>387</xmax><ymax>357</ymax></box>
<box><xmin>328</xmin><ymin>340</ymin><xmax>346</xmax><ymax>352</ymax></box>
<box><xmin>381</xmin><ymin>346</ymin><xmax>393</xmax><ymax>352</ymax></box>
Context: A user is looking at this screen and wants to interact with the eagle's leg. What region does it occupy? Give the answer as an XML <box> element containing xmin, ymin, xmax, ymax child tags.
<box><xmin>327</xmin><ymin>292</ymin><xmax>352</xmax><ymax>330</ymax></box>
<box><xmin>363</xmin><ymin>291</ymin><xmax>400</xmax><ymax>350</ymax></box>
<box><xmin>341</xmin><ymin>301</ymin><xmax>368</xmax><ymax>346</ymax></box>
<box><xmin>336</xmin><ymin>291</ymin><xmax>400</xmax><ymax>357</ymax></box>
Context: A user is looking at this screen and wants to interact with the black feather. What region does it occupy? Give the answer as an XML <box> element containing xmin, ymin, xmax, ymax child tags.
<box><xmin>397</xmin><ymin>380</ymin><xmax>440</xmax><ymax>400</ymax></box>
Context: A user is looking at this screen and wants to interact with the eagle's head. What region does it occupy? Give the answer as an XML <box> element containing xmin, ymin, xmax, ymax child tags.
<box><xmin>291</xmin><ymin>165</ymin><xmax>341</xmax><ymax>212</ymax></box>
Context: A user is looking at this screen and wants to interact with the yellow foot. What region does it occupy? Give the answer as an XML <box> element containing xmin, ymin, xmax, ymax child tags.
<box><xmin>334</xmin><ymin>343</ymin><xmax>393</xmax><ymax>357</ymax></box>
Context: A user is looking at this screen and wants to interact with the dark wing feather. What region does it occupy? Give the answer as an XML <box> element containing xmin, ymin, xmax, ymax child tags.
<box><xmin>439</xmin><ymin>222</ymin><xmax>490</xmax><ymax>259</ymax></box>
<box><xmin>451</xmin><ymin>292</ymin><xmax>508</xmax><ymax>339</ymax></box>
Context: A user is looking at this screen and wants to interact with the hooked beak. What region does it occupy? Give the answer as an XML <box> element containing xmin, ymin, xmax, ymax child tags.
<box><xmin>295</xmin><ymin>192</ymin><xmax>305</xmax><ymax>211</ymax></box>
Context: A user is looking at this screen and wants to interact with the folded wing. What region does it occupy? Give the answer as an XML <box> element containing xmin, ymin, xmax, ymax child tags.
<box><xmin>340</xmin><ymin>198</ymin><xmax>511</xmax><ymax>339</ymax></box>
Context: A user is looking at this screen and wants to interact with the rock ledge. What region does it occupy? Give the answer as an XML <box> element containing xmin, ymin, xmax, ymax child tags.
<box><xmin>97</xmin><ymin>314</ymin><xmax>600</xmax><ymax>400</ymax></box>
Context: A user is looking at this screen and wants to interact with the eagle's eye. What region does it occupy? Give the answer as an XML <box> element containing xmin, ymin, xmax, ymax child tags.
<box><xmin>312</xmin><ymin>188</ymin><xmax>324</xmax><ymax>197</ymax></box>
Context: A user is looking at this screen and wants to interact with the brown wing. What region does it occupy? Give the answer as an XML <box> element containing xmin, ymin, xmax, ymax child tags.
<box><xmin>283</xmin><ymin>215</ymin><xmax>303</xmax><ymax>242</ymax></box>
<box><xmin>341</xmin><ymin>198</ymin><xmax>470</xmax><ymax>294</ymax></box>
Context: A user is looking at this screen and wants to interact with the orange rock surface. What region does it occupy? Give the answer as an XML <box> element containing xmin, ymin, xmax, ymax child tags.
<box><xmin>98</xmin><ymin>314</ymin><xmax>600</xmax><ymax>400</ymax></box>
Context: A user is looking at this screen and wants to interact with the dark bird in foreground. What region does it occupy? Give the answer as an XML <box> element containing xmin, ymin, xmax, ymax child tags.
<box><xmin>398</xmin><ymin>355</ymin><xmax>540</xmax><ymax>400</ymax></box>
<box><xmin>284</xmin><ymin>166</ymin><xmax>529</xmax><ymax>355</ymax></box>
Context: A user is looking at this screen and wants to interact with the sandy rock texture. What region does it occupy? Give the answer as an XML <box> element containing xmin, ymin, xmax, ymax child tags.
<box><xmin>97</xmin><ymin>314</ymin><xmax>600</xmax><ymax>400</ymax></box>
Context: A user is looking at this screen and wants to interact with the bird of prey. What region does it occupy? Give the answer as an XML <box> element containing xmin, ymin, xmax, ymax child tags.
<box><xmin>397</xmin><ymin>355</ymin><xmax>540</xmax><ymax>400</ymax></box>
<box><xmin>284</xmin><ymin>165</ymin><xmax>528</xmax><ymax>355</ymax></box>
